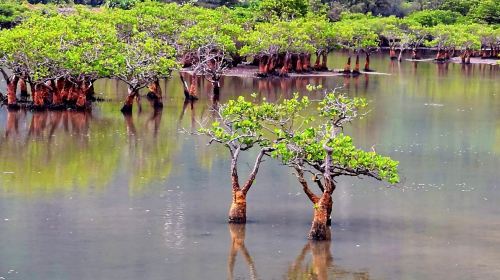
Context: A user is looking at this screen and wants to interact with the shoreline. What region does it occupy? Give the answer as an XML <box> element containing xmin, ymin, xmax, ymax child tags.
<box><xmin>449</xmin><ymin>57</ymin><xmax>499</xmax><ymax>65</ymax></box>
<box><xmin>181</xmin><ymin>65</ymin><xmax>392</xmax><ymax>79</ymax></box>
<box><xmin>181</xmin><ymin>56</ymin><xmax>498</xmax><ymax>79</ymax></box>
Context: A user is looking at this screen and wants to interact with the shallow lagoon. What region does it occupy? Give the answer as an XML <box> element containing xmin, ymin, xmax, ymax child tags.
<box><xmin>0</xmin><ymin>53</ymin><xmax>499</xmax><ymax>279</ymax></box>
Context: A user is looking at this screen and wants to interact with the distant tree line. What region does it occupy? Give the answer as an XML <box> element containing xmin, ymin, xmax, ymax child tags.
<box><xmin>1</xmin><ymin>0</ymin><xmax>498</xmax><ymax>111</ymax></box>
<box><xmin>2</xmin><ymin>0</ymin><xmax>498</xmax><ymax>23</ymax></box>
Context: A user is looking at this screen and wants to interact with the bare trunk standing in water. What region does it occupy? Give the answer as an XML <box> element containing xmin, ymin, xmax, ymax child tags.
<box><xmin>343</xmin><ymin>56</ymin><xmax>352</xmax><ymax>74</ymax></box>
<box><xmin>352</xmin><ymin>54</ymin><xmax>361</xmax><ymax>75</ymax></box>
<box><xmin>309</xmin><ymin>146</ymin><xmax>335</xmax><ymax>240</ymax></box>
<box><xmin>147</xmin><ymin>78</ymin><xmax>163</xmax><ymax>108</ymax></box>
<box><xmin>1</xmin><ymin>69</ymin><xmax>20</xmax><ymax>109</ymax></box>
<box><xmin>364</xmin><ymin>52</ymin><xmax>371</xmax><ymax>72</ymax></box>
<box><xmin>121</xmin><ymin>85</ymin><xmax>140</xmax><ymax>114</ymax></box>
<box><xmin>227</xmin><ymin>146</ymin><xmax>271</xmax><ymax>223</ymax></box>
<box><xmin>389</xmin><ymin>47</ymin><xmax>397</xmax><ymax>60</ymax></box>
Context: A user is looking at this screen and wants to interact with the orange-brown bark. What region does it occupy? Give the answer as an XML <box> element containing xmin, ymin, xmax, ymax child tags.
<box><xmin>308</xmin><ymin>192</ymin><xmax>332</xmax><ymax>241</ymax></box>
<box><xmin>353</xmin><ymin>54</ymin><xmax>360</xmax><ymax>73</ymax></box>
<box><xmin>303</xmin><ymin>53</ymin><xmax>311</xmax><ymax>71</ymax></box>
<box><xmin>189</xmin><ymin>75</ymin><xmax>198</xmax><ymax>99</ymax></box>
<box><xmin>343</xmin><ymin>57</ymin><xmax>351</xmax><ymax>73</ymax></box>
<box><xmin>389</xmin><ymin>48</ymin><xmax>397</xmax><ymax>59</ymax></box>
<box><xmin>73</xmin><ymin>80</ymin><xmax>89</xmax><ymax>109</ymax></box>
<box><xmin>7</xmin><ymin>76</ymin><xmax>20</xmax><ymax>107</ymax></box>
<box><xmin>32</xmin><ymin>84</ymin><xmax>47</xmax><ymax>107</ymax></box>
<box><xmin>280</xmin><ymin>53</ymin><xmax>291</xmax><ymax>76</ymax></box>
<box><xmin>148</xmin><ymin>79</ymin><xmax>163</xmax><ymax>108</ymax></box>
<box><xmin>228</xmin><ymin>189</ymin><xmax>247</xmax><ymax>223</ymax></box>
<box><xmin>258</xmin><ymin>56</ymin><xmax>269</xmax><ymax>76</ymax></box>
<box><xmin>364</xmin><ymin>53</ymin><xmax>371</xmax><ymax>71</ymax></box>
<box><xmin>121</xmin><ymin>86</ymin><xmax>139</xmax><ymax>113</ymax></box>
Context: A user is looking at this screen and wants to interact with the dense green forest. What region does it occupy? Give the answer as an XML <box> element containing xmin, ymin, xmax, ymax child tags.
<box><xmin>2</xmin><ymin>0</ymin><xmax>500</xmax><ymax>19</ymax></box>
<box><xmin>0</xmin><ymin>0</ymin><xmax>498</xmax><ymax>111</ymax></box>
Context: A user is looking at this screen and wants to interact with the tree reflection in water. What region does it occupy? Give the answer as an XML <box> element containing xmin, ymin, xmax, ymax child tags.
<box><xmin>227</xmin><ymin>224</ymin><xmax>258</xmax><ymax>280</ymax></box>
<box><xmin>226</xmin><ymin>225</ymin><xmax>370</xmax><ymax>280</ymax></box>
<box><xmin>0</xmin><ymin>108</ymin><xmax>118</xmax><ymax>193</ymax></box>
<box><xmin>286</xmin><ymin>231</ymin><xmax>370</xmax><ymax>280</ymax></box>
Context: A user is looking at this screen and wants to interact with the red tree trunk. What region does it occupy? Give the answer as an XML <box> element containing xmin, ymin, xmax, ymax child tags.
<box><xmin>76</xmin><ymin>81</ymin><xmax>88</xmax><ymax>109</ymax></box>
<box><xmin>303</xmin><ymin>53</ymin><xmax>311</xmax><ymax>71</ymax></box>
<box><xmin>343</xmin><ymin>57</ymin><xmax>351</xmax><ymax>73</ymax></box>
<box><xmin>7</xmin><ymin>76</ymin><xmax>20</xmax><ymax>109</ymax></box>
<box><xmin>228</xmin><ymin>188</ymin><xmax>247</xmax><ymax>223</ymax></box>
<box><xmin>267</xmin><ymin>55</ymin><xmax>276</xmax><ymax>74</ymax></box>
<box><xmin>121</xmin><ymin>86</ymin><xmax>139</xmax><ymax>113</ymax></box>
<box><xmin>52</xmin><ymin>78</ymin><xmax>65</xmax><ymax>106</ymax></box>
<box><xmin>353</xmin><ymin>54</ymin><xmax>360</xmax><ymax>74</ymax></box>
<box><xmin>389</xmin><ymin>48</ymin><xmax>397</xmax><ymax>60</ymax></box>
<box><xmin>32</xmin><ymin>84</ymin><xmax>47</xmax><ymax>108</ymax></box>
<box><xmin>147</xmin><ymin>79</ymin><xmax>163</xmax><ymax>108</ymax></box>
<box><xmin>189</xmin><ymin>75</ymin><xmax>198</xmax><ymax>99</ymax></box>
<box><xmin>308</xmin><ymin>192</ymin><xmax>332</xmax><ymax>241</ymax></box>
<box><xmin>258</xmin><ymin>56</ymin><xmax>268</xmax><ymax>76</ymax></box>
<box><xmin>364</xmin><ymin>53</ymin><xmax>371</xmax><ymax>71</ymax></box>
<box><xmin>280</xmin><ymin>53</ymin><xmax>291</xmax><ymax>76</ymax></box>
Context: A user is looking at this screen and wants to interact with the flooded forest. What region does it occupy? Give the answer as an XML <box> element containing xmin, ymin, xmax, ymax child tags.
<box><xmin>0</xmin><ymin>0</ymin><xmax>499</xmax><ymax>279</ymax></box>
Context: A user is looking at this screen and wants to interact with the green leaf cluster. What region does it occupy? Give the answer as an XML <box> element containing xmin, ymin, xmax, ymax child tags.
<box><xmin>200</xmin><ymin>90</ymin><xmax>399</xmax><ymax>185</ymax></box>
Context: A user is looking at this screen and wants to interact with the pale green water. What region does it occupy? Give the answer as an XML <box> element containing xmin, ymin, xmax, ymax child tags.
<box><xmin>0</xmin><ymin>53</ymin><xmax>499</xmax><ymax>279</ymax></box>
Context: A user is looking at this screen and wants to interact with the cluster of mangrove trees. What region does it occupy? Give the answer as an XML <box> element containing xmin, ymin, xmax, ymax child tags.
<box><xmin>0</xmin><ymin>1</ymin><xmax>499</xmax><ymax>111</ymax></box>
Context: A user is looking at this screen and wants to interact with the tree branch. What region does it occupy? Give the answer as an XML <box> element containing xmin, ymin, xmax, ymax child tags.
<box><xmin>241</xmin><ymin>147</ymin><xmax>273</xmax><ymax>195</ymax></box>
<box><xmin>231</xmin><ymin>146</ymin><xmax>241</xmax><ymax>191</ymax></box>
<box><xmin>294</xmin><ymin>167</ymin><xmax>320</xmax><ymax>203</ymax></box>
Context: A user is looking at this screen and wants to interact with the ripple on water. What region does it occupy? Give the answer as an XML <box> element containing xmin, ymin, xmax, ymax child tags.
<box><xmin>163</xmin><ymin>188</ymin><xmax>185</xmax><ymax>250</ymax></box>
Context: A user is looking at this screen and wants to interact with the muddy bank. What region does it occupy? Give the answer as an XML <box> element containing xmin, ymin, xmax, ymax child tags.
<box><xmin>406</xmin><ymin>57</ymin><xmax>499</xmax><ymax>65</ymax></box>
<box><xmin>449</xmin><ymin>57</ymin><xmax>499</xmax><ymax>65</ymax></box>
<box><xmin>181</xmin><ymin>65</ymin><xmax>391</xmax><ymax>78</ymax></box>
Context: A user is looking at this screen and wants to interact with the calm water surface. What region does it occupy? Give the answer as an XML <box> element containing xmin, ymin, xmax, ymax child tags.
<box><xmin>0</xmin><ymin>54</ymin><xmax>499</xmax><ymax>279</ymax></box>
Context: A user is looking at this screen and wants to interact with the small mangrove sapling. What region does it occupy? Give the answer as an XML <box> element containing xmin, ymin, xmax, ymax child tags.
<box><xmin>197</xmin><ymin>96</ymin><xmax>277</xmax><ymax>223</ymax></box>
